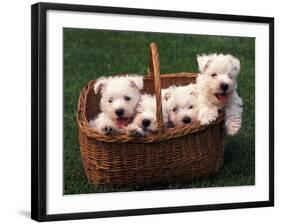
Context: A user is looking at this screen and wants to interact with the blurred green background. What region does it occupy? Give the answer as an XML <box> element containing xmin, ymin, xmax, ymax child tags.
<box><xmin>63</xmin><ymin>28</ymin><xmax>255</xmax><ymax>195</ymax></box>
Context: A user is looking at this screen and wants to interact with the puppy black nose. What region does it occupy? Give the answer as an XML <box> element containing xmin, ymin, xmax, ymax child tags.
<box><xmin>142</xmin><ymin>119</ymin><xmax>151</xmax><ymax>128</ymax></box>
<box><xmin>115</xmin><ymin>109</ymin><xmax>124</xmax><ymax>117</ymax></box>
<box><xmin>220</xmin><ymin>83</ymin><xmax>229</xmax><ymax>92</ymax></box>
<box><xmin>182</xmin><ymin>117</ymin><xmax>191</xmax><ymax>124</ymax></box>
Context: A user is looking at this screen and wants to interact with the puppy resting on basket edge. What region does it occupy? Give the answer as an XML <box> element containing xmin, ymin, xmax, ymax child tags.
<box><xmin>89</xmin><ymin>75</ymin><xmax>143</xmax><ymax>135</ymax></box>
<box><xmin>196</xmin><ymin>53</ymin><xmax>243</xmax><ymax>135</ymax></box>
<box><xmin>127</xmin><ymin>84</ymin><xmax>198</xmax><ymax>137</ymax></box>
<box><xmin>163</xmin><ymin>84</ymin><xmax>198</xmax><ymax>128</ymax></box>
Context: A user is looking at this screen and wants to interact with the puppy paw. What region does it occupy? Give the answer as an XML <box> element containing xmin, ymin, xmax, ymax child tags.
<box><xmin>131</xmin><ymin>129</ymin><xmax>145</xmax><ymax>137</ymax></box>
<box><xmin>127</xmin><ymin>127</ymin><xmax>145</xmax><ymax>137</ymax></box>
<box><xmin>101</xmin><ymin>125</ymin><xmax>119</xmax><ymax>135</ymax></box>
<box><xmin>225</xmin><ymin>120</ymin><xmax>241</xmax><ymax>136</ymax></box>
<box><xmin>199</xmin><ymin>109</ymin><xmax>218</xmax><ymax>125</ymax></box>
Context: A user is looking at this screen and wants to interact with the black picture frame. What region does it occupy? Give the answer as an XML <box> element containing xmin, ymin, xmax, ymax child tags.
<box><xmin>31</xmin><ymin>2</ymin><xmax>274</xmax><ymax>222</ymax></box>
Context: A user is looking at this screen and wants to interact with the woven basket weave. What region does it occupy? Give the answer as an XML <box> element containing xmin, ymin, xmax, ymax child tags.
<box><xmin>77</xmin><ymin>43</ymin><xmax>225</xmax><ymax>187</ymax></box>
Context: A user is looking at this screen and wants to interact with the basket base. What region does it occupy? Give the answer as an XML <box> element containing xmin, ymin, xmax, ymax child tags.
<box><xmin>85</xmin><ymin>163</ymin><xmax>223</xmax><ymax>188</ymax></box>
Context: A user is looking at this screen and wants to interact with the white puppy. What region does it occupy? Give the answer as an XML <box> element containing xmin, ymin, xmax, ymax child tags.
<box><xmin>126</xmin><ymin>94</ymin><xmax>162</xmax><ymax>137</ymax></box>
<box><xmin>89</xmin><ymin>75</ymin><xmax>143</xmax><ymax>135</ymax></box>
<box><xmin>163</xmin><ymin>84</ymin><xmax>198</xmax><ymax>127</ymax></box>
<box><xmin>196</xmin><ymin>53</ymin><xmax>243</xmax><ymax>135</ymax></box>
<box><xmin>127</xmin><ymin>84</ymin><xmax>198</xmax><ymax>137</ymax></box>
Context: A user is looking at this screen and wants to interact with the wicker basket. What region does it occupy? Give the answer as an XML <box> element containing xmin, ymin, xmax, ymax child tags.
<box><xmin>77</xmin><ymin>43</ymin><xmax>225</xmax><ymax>187</ymax></box>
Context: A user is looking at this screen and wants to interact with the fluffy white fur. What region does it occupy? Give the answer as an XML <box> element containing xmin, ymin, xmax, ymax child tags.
<box><xmin>127</xmin><ymin>83</ymin><xmax>198</xmax><ymax>137</ymax></box>
<box><xmin>127</xmin><ymin>93</ymin><xmax>172</xmax><ymax>136</ymax></box>
<box><xmin>196</xmin><ymin>53</ymin><xmax>243</xmax><ymax>135</ymax></box>
<box><xmin>89</xmin><ymin>75</ymin><xmax>143</xmax><ymax>135</ymax></box>
<box><xmin>162</xmin><ymin>84</ymin><xmax>198</xmax><ymax>127</ymax></box>
<box><xmin>126</xmin><ymin>94</ymin><xmax>161</xmax><ymax>136</ymax></box>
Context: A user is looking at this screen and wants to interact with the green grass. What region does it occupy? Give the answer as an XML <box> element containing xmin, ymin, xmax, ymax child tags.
<box><xmin>63</xmin><ymin>28</ymin><xmax>255</xmax><ymax>194</ymax></box>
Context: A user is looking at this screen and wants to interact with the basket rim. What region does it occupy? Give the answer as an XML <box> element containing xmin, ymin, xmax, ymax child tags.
<box><xmin>77</xmin><ymin>72</ymin><xmax>224</xmax><ymax>143</ymax></box>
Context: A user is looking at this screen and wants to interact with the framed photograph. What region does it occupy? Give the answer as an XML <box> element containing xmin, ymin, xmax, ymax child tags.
<box><xmin>31</xmin><ymin>2</ymin><xmax>274</xmax><ymax>222</ymax></box>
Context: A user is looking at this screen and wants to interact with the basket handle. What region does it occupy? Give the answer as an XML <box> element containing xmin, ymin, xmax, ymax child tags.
<box><xmin>149</xmin><ymin>43</ymin><xmax>164</xmax><ymax>131</ymax></box>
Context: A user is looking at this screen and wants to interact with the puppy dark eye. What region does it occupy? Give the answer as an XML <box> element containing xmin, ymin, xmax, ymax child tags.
<box><xmin>189</xmin><ymin>105</ymin><xmax>193</xmax><ymax>109</ymax></box>
<box><xmin>173</xmin><ymin>107</ymin><xmax>178</xmax><ymax>112</ymax></box>
<box><xmin>124</xmin><ymin>96</ymin><xmax>131</xmax><ymax>101</ymax></box>
<box><xmin>108</xmin><ymin>99</ymin><xmax>113</xmax><ymax>103</ymax></box>
<box><xmin>211</xmin><ymin>73</ymin><xmax>217</xmax><ymax>77</ymax></box>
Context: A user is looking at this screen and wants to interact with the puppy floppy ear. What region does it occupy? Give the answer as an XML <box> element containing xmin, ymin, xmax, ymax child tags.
<box><xmin>197</xmin><ymin>54</ymin><xmax>212</xmax><ymax>73</ymax></box>
<box><xmin>94</xmin><ymin>77</ymin><xmax>107</xmax><ymax>94</ymax></box>
<box><xmin>230</xmin><ymin>56</ymin><xmax>241</xmax><ymax>75</ymax></box>
<box><xmin>129</xmin><ymin>75</ymin><xmax>144</xmax><ymax>90</ymax></box>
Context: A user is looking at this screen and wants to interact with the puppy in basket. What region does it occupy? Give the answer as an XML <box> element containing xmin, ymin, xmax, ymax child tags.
<box><xmin>196</xmin><ymin>53</ymin><xmax>243</xmax><ymax>135</ymax></box>
<box><xmin>163</xmin><ymin>84</ymin><xmax>198</xmax><ymax>127</ymax></box>
<box><xmin>89</xmin><ymin>75</ymin><xmax>143</xmax><ymax>135</ymax></box>
<box><xmin>127</xmin><ymin>84</ymin><xmax>198</xmax><ymax>137</ymax></box>
<box><xmin>126</xmin><ymin>94</ymin><xmax>168</xmax><ymax>137</ymax></box>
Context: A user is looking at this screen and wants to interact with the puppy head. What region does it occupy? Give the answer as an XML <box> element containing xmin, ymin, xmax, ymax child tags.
<box><xmin>163</xmin><ymin>85</ymin><xmax>198</xmax><ymax>126</ymax></box>
<box><xmin>197</xmin><ymin>53</ymin><xmax>240</xmax><ymax>105</ymax></box>
<box><xmin>94</xmin><ymin>75</ymin><xmax>144</xmax><ymax>124</ymax></box>
<box><xmin>134</xmin><ymin>94</ymin><xmax>158</xmax><ymax>133</ymax></box>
